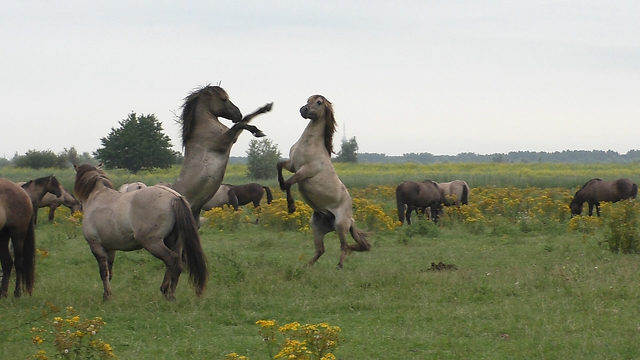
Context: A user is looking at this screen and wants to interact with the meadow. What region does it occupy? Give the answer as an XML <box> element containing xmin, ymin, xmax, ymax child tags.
<box><xmin>2</xmin><ymin>163</ymin><xmax>640</xmax><ymax>359</ymax></box>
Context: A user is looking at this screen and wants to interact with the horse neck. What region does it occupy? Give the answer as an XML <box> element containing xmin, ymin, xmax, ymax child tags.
<box><xmin>23</xmin><ymin>183</ymin><xmax>48</xmax><ymax>202</ymax></box>
<box><xmin>300</xmin><ymin>118</ymin><xmax>329</xmax><ymax>149</ymax></box>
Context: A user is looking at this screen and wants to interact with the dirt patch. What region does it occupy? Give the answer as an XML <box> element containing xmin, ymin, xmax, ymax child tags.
<box><xmin>425</xmin><ymin>262</ymin><xmax>457</xmax><ymax>271</ymax></box>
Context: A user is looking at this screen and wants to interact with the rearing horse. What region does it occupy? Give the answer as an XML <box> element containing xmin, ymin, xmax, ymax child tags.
<box><xmin>277</xmin><ymin>95</ymin><xmax>370</xmax><ymax>268</ymax></box>
<box><xmin>171</xmin><ymin>85</ymin><xmax>272</xmax><ymax>223</ymax></box>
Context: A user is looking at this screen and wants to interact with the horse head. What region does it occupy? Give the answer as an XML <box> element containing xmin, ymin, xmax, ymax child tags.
<box><xmin>46</xmin><ymin>175</ymin><xmax>63</xmax><ymax>198</ymax></box>
<box><xmin>300</xmin><ymin>95</ymin><xmax>337</xmax><ymax>155</ymax></box>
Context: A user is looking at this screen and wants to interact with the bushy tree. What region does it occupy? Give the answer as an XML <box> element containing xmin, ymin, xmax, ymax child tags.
<box><xmin>335</xmin><ymin>136</ymin><xmax>358</xmax><ymax>163</ymax></box>
<box><xmin>13</xmin><ymin>150</ymin><xmax>67</xmax><ymax>169</ymax></box>
<box><xmin>94</xmin><ymin>112</ymin><xmax>179</xmax><ymax>173</ymax></box>
<box><xmin>246</xmin><ymin>138</ymin><xmax>281</xmax><ymax>179</ymax></box>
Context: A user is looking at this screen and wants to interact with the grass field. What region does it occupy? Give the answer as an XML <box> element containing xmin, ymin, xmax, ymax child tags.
<box><xmin>1</xmin><ymin>163</ymin><xmax>640</xmax><ymax>359</ymax></box>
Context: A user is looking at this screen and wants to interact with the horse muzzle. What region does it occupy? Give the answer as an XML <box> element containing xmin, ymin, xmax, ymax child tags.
<box><xmin>300</xmin><ymin>105</ymin><xmax>310</xmax><ymax>119</ymax></box>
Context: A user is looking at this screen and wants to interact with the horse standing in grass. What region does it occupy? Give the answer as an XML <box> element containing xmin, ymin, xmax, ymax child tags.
<box><xmin>38</xmin><ymin>186</ymin><xmax>82</xmax><ymax>222</ymax></box>
<box><xmin>0</xmin><ymin>179</ymin><xmax>36</xmax><ymax>298</ymax></box>
<box><xmin>277</xmin><ymin>95</ymin><xmax>370</xmax><ymax>268</ymax></box>
<box><xmin>439</xmin><ymin>180</ymin><xmax>470</xmax><ymax>207</ymax></box>
<box><xmin>203</xmin><ymin>183</ymin><xmax>273</xmax><ymax>211</ymax></box>
<box><xmin>20</xmin><ymin>176</ymin><xmax>63</xmax><ymax>224</ymax></box>
<box><xmin>74</xmin><ymin>164</ymin><xmax>208</xmax><ymax>301</ymax></box>
<box><xmin>171</xmin><ymin>85</ymin><xmax>272</xmax><ymax>224</ymax></box>
<box><xmin>570</xmin><ymin>178</ymin><xmax>638</xmax><ymax>217</ymax></box>
<box><xmin>396</xmin><ymin>180</ymin><xmax>443</xmax><ymax>224</ymax></box>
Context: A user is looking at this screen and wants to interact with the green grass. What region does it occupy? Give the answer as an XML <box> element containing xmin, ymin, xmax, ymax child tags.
<box><xmin>2</xmin><ymin>211</ymin><xmax>640</xmax><ymax>359</ymax></box>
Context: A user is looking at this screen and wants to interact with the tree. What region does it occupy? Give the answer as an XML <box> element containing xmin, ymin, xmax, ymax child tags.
<box><xmin>246</xmin><ymin>138</ymin><xmax>281</xmax><ymax>179</ymax></box>
<box><xmin>94</xmin><ymin>112</ymin><xmax>179</xmax><ymax>173</ymax></box>
<box><xmin>335</xmin><ymin>136</ymin><xmax>358</xmax><ymax>163</ymax></box>
<box><xmin>13</xmin><ymin>149</ymin><xmax>67</xmax><ymax>169</ymax></box>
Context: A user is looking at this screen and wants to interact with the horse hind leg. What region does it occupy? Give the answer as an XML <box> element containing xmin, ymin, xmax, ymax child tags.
<box><xmin>143</xmin><ymin>239</ymin><xmax>182</xmax><ymax>301</ymax></box>
<box><xmin>0</xmin><ymin>231</ymin><xmax>12</xmax><ymax>298</ymax></box>
<box><xmin>307</xmin><ymin>212</ymin><xmax>333</xmax><ymax>267</ymax></box>
<box><xmin>88</xmin><ymin>242</ymin><xmax>113</xmax><ymax>301</ymax></box>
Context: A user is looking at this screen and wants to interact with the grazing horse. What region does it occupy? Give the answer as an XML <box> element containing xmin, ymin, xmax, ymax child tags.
<box><xmin>439</xmin><ymin>180</ymin><xmax>470</xmax><ymax>207</ymax></box>
<box><xmin>396</xmin><ymin>180</ymin><xmax>443</xmax><ymax>224</ymax></box>
<box><xmin>202</xmin><ymin>184</ymin><xmax>239</xmax><ymax>211</ymax></box>
<box><xmin>0</xmin><ymin>179</ymin><xmax>36</xmax><ymax>298</ymax></box>
<box><xmin>570</xmin><ymin>178</ymin><xmax>638</xmax><ymax>217</ymax></box>
<box><xmin>74</xmin><ymin>164</ymin><xmax>208</xmax><ymax>301</ymax></box>
<box><xmin>20</xmin><ymin>176</ymin><xmax>63</xmax><ymax>224</ymax></box>
<box><xmin>118</xmin><ymin>182</ymin><xmax>147</xmax><ymax>193</ymax></box>
<box><xmin>39</xmin><ymin>186</ymin><xmax>82</xmax><ymax>222</ymax></box>
<box><xmin>277</xmin><ymin>95</ymin><xmax>370</xmax><ymax>268</ymax></box>
<box><xmin>171</xmin><ymin>85</ymin><xmax>272</xmax><ymax>224</ymax></box>
<box><xmin>203</xmin><ymin>183</ymin><xmax>273</xmax><ymax>211</ymax></box>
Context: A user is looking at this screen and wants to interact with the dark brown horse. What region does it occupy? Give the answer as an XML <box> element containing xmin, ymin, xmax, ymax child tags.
<box><xmin>20</xmin><ymin>176</ymin><xmax>63</xmax><ymax>224</ymax></box>
<box><xmin>570</xmin><ymin>178</ymin><xmax>638</xmax><ymax>216</ymax></box>
<box><xmin>0</xmin><ymin>179</ymin><xmax>36</xmax><ymax>298</ymax></box>
<box><xmin>203</xmin><ymin>183</ymin><xmax>273</xmax><ymax>211</ymax></box>
<box><xmin>38</xmin><ymin>186</ymin><xmax>82</xmax><ymax>222</ymax></box>
<box><xmin>396</xmin><ymin>180</ymin><xmax>444</xmax><ymax>224</ymax></box>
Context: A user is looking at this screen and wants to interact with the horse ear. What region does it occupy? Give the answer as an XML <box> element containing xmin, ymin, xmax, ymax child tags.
<box><xmin>73</xmin><ymin>164</ymin><xmax>79</xmax><ymax>172</ymax></box>
<box><xmin>97</xmin><ymin>162</ymin><xmax>104</xmax><ymax>170</ymax></box>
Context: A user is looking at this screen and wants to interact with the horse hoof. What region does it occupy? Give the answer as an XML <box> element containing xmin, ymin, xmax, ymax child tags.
<box><xmin>253</xmin><ymin>131</ymin><xmax>266</xmax><ymax>138</ymax></box>
<box><xmin>288</xmin><ymin>204</ymin><xmax>296</xmax><ymax>213</ymax></box>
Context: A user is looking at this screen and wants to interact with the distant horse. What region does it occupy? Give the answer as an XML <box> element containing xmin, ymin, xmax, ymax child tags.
<box><xmin>277</xmin><ymin>95</ymin><xmax>370</xmax><ymax>268</ymax></box>
<box><xmin>171</xmin><ymin>85</ymin><xmax>273</xmax><ymax>224</ymax></box>
<box><xmin>396</xmin><ymin>180</ymin><xmax>443</xmax><ymax>224</ymax></box>
<box><xmin>39</xmin><ymin>186</ymin><xmax>82</xmax><ymax>222</ymax></box>
<box><xmin>20</xmin><ymin>176</ymin><xmax>63</xmax><ymax>224</ymax></box>
<box><xmin>570</xmin><ymin>178</ymin><xmax>638</xmax><ymax>217</ymax></box>
<box><xmin>203</xmin><ymin>183</ymin><xmax>273</xmax><ymax>211</ymax></box>
<box><xmin>118</xmin><ymin>182</ymin><xmax>147</xmax><ymax>193</ymax></box>
<box><xmin>439</xmin><ymin>180</ymin><xmax>470</xmax><ymax>207</ymax></box>
<box><xmin>74</xmin><ymin>164</ymin><xmax>208</xmax><ymax>301</ymax></box>
<box><xmin>0</xmin><ymin>179</ymin><xmax>36</xmax><ymax>298</ymax></box>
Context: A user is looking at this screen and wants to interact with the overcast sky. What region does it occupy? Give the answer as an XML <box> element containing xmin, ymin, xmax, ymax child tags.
<box><xmin>1</xmin><ymin>1</ymin><xmax>638</xmax><ymax>159</ymax></box>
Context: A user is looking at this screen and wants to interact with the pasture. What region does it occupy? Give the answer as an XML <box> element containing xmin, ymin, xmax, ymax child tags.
<box><xmin>2</xmin><ymin>163</ymin><xmax>640</xmax><ymax>359</ymax></box>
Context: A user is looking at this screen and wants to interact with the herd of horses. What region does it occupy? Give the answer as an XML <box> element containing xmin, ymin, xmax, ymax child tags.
<box><xmin>1</xmin><ymin>85</ymin><xmax>638</xmax><ymax>301</ymax></box>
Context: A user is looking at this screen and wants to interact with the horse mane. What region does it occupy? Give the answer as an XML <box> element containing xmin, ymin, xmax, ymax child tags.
<box><xmin>21</xmin><ymin>175</ymin><xmax>58</xmax><ymax>189</ymax></box>
<box><xmin>179</xmin><ymin>85</ymin><xmax>229</xmax><ymax>147</ymax></box>
<box><xmin>314</xmin><ymin>95</ymin><xmax>337</xmax><ymax>155</ymax></box>
<box><xmin>74</xmin><ymin>165</ymin><xmax>114</xmax><ymax>202</ymax></box>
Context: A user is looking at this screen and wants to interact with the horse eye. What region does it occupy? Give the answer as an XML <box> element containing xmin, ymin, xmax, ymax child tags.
<box><xmin>316</xmin><ymin>100</ymin><xmax>322</xmax><ymax>105</ymax></box>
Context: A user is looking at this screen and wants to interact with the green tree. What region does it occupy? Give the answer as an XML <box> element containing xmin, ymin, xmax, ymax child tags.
<box><xmin>246</xmin><ymin>138</ymin><xmax>281</xmax><ymax>179</ymax></box>
<box><xmin>13</xmin><ymin>149</ymin><xmax>67</xmax><ymax>169</ymax></box>
<box><xmin>335</xmin><ymin>136</ymin><xmax>358</xmax><ymax>163</ymax></box>
<box><xmin>94</xmin><ymin>112</ymin><xmax>178</xmax><ymax>173</ymax></box>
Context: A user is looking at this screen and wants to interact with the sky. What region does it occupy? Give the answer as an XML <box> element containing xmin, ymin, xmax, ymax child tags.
<box><xmin>1</xmin><ymin>1</ymin><xmax>639</xmax><ymax>159</ymax></box>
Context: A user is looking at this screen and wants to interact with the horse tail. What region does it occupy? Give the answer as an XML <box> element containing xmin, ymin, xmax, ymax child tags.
<box><xmin>172</xmin><ymin>197</ymin><xmax>208</xmax><ymax>296</ymax></box>
<box><xmin>348</xmin><ymin>221</ymin><xmax>371</xmax><ymax>252</ymax></box>
<box><xmin>22</xmin><ymin>217</ymin><xmax>36</xmax><ymax>296</ymax></box>
<box><xmin>461</xmin><ymin>183</ymin><xmax>469</xmax><ymax>205</ymax></box>
<box><xmin>263</xmin><ymin>186</ymin><xmax>273</xmax><ymax>204</ymax></box>
<box><xmin>632</xmin><ymin>183</ymin><xmax>638</xmax><ymax>199</ymax></box>
<box><xmin>396</xmin><ymin>185</ymin><xmax>406</xmax><ymax>223</ymax></box>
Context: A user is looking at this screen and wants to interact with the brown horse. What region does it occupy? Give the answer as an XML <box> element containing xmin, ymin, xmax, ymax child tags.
<box><xmin>0</xmin><ymin>179</ymin><xmax>36</xmax><ymax>298</ymax></box>
<box><xmin>277</xmin><ymin>95</ymin><xmax>370</xmax><ymax>268</ymax></box>
<box><xmin>396</xmin><ymin>180</ymin><xmax>443</xmax><ymax>224</ymax></box>
<box><xmin>570</xmin><ymin>178</ymin><xmax>638</xmax><ymax>216</ymax></box>
<box><xmin>39</xmin><ymin>186</ymin><xmax>82</xmax><ymax>222</ymax></box>
<box><xmin>20</xmin><ymin>176</ymin><xmax>63</xmax><ymax>224</ymax></box>
<box><xmin>74</xmin><ymin>164</ymin><xmax>208</xmax><ymax>301</ymax></box>
<box><xmin>171</xmin><ymin>85</ymin><xmax>272</xmax><ymax>224</ymax></box>
<box><xmin>203</xmin><ymin>183</ymin><xmax>273</xmax><ymax>211</ymax></box>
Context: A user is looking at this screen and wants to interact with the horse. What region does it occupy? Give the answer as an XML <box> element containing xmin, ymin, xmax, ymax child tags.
<box><xmin>439</xmin><ymin>180</ymin><xmax>470</xmax><ymax>207</ymax></box>
<box><xmin>396</xmin><ymin>180</ymin><xmax>444</xmax><ymax>224</ymax></box>
<box><xmin>203</xmin><ymin>183</ymin><xmax>273</xmax><ymax>211</ymax></box>
<box><xmin>73</xmin><ymin>164</ymin><xmax>208</xmax><ymax>301</ymax></box>
<box><xmin>118</xmin><ymin>182</ymin><xmax>147</xmax><ymax>193</ymax></box>
<box><xmin>202</xmin><ymin>184</ymin><xmax>239</xmax><ymax>211</ymax></box>
<box><xmin>38</xmin><ymin>186</ymin><xmax>82</xmax><ymax>222</ymax></box>
<box><xmin>570</xmin><ymin>178</ymin><xmax>638</xmax><ymax>217</ymax></box>
<box><xmin>277</xmin><ymin>95</ymin><xmax>370</xmax><ymax>268</ymax></box>
<box><xmin>0</xmin><ymin>179</ymin><xmax>36</xmax><ymax>298</ymax></box>
<box><xmin>20</xmin><ymin>176</ymin><xmax>63</xmax><ymax>224</ymax></box>
<box><xmin>171</xmin><ymin>85</ymin><xmax>273</xmax><ymax>224</ymax></box>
